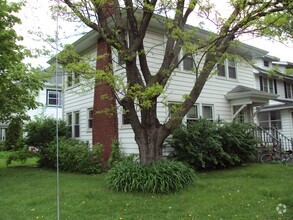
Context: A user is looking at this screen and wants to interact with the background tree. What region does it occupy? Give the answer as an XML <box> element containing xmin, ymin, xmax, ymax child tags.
<box><xmin>0</xmin><ymin>0</ymin><xmax>44</xmax><ymax>122</ymax></box>
<box><xmin>57</xmin><ymin>0</ymin><xmax>293</xmax><ymax>165</ymax></box>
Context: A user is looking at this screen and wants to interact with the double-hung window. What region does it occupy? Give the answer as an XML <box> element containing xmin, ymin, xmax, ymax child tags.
<box><xmin>187</xmin><ymin>104</ymin><xmax>214</xmax><ymax>123</ymax></box>
<box><xmin>47</xmin><ymin>89</ymin><xmax>61</xmax><ymax>106</ymax></box>
<box><xmin>259</xmin><ymin>76</ymin><xmax>277</xmax><ymax>94</ymax></box>
<box><xmin>217</xmin><ymin>59</ymin><xmax>237</xmax><ymax>79</ymax></box>
<box><xmin>88</xmin><ymin>108</ymin><xmax>93</xmax><ymax>129</ymax></box>
<box><xmin>67</xmin><ymin>72</ymin><xmax>80</xmax><ymax>87</ymax></box>
<box><xmin>66</xmin><ymin>111</ymin><xmax>80</xmax><ymax>138</ymax></box>
<box><xmin>284</xmin><ymin>82</ymin><xmax>293</xmax><ymax>99</ymax></box>
<box><xmin>183</xmin><ymin>54</ymin><xmax>194</xmax><ymax>71</ymax></box>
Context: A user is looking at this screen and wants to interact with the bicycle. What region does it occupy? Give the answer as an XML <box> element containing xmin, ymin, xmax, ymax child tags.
<box><xmin>260</xmin><ymin>148</ymin><xmax>293</xmax><ymax>165</ymax></box>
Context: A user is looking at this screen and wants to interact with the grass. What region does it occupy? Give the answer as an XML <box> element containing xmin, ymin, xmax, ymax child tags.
<box><xmin>0</xmin><ymin>151</ymin><xmax>292</xmax><ymax>220</ymax></box>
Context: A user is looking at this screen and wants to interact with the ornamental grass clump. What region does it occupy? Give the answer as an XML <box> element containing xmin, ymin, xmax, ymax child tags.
<box><xmin>106</xmin><ymin>158</ymin><xmax>195</xmax><ymax>194</ymax></box>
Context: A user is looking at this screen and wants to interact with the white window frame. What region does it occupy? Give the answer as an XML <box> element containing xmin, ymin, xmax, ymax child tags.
<box><xmin>170</xmin><ymin>103</ymin><xmax>214</xmax><ymax>123</ymax></box>
<box><xmin>217</xmin><ymin>59</ymin><xmax>237</xmax><ymax>80</ymax></box>
<box><xmin>284</xmin><ymin>82</ymin><xmax>293</xmax><ymax>99</ymax></box>
<box><xmin>46</xmin><ymin>89</ymin><xmax>62</xmax><ymax>106</ymax></box>
<box><xmin>258</xmin><ymin>111</ymin><xmax>282</xmax><ymax>130</ymax></box>
<box><xmin>88</xmin><ymin>108</ymin><xmax>93</xmax><ymax>129</ymax></box>
<box><xmin>260</xmin><ymin>76</ymin><xmax>277</xmax><ymax>94</ymax></box>
<box><xmin>66</xmin><ymin>111</ymin><xmax>80</xmax><ymax>138</ymax></box>
<box><xmin>67</xmin><ymin>72</ymin><xmax>80</xmax><ymax>88</ymax></box>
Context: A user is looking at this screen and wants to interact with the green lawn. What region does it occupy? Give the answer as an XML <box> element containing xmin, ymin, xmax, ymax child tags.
<box><xmin>0</xmin><ymin>151</ymin><xmax>292</xmax><ymax>220</ymax></box>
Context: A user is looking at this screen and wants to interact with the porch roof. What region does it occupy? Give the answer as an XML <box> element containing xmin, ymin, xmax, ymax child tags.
<box><xmin>225</xmin><ymin>85</ymin><xmax>279</xmax><ymax>106</ymax></box>
<box><xmin>260</xmin><ymin>99</ymin><xmax>293</xmax><ymax>112</ymax></box>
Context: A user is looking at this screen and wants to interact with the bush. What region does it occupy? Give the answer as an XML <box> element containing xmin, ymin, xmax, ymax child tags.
<box><xmin>168</xmin><ymin>119</ymin><xmax>231</xmax><ymax>170</ymax></box>
<box><xmin>38</xmin><ymin>137</ymin><xmax>104</xmax><ymax>174</ymax></box>
<box><xmin>25</xmin><ymin>117</ymin><xmax>70</xmax><ymax>148</ymax></box>
<box><xmin>218</xmin><ymin>122</ymin><xmax>258</xmax><ymax>163</ymax></box>
<box><xmin>6</xmin><ymin>150</ymin><xmax>37</xmax><ymax>166</ymax></box>
<box><xmin>0</xmin><ymin>142</ymin><xmax>5</xmax><ymax>151</ymax></box>
<box><xmin>108</xmin><ymin>139</ymin><xmax>124</xmax><ymax>169</ymax></box>
<box><xmin>106</xmin><ymin>158</ymin><xmax>195</xmax><ymax>193</ymax></box>
<box><xmin>168</xmin><ymin>119</ymin><xmax>258</xmax><ymax>170</ymax></box>
<box><xmin>4</xmin><ymin>118</ymin><xmax>24</xmax><ymax>151</ymax></box>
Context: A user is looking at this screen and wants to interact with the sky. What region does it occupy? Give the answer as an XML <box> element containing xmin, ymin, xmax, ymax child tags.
<box><xmin>15</xmin><ymin>0</ymin><xmax>293</xmax><ymax>67</ymax></box>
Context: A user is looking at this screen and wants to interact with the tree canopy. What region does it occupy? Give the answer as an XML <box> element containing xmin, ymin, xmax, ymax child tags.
<box><xmin>56</xmin><ymin>0</ymin><xmax>293</xmax><ymax>164</ymax></box>
<box><xmin>0</xmin><ymin>0</ymin><xmax>45</xmax><ymax>122</ymax></box>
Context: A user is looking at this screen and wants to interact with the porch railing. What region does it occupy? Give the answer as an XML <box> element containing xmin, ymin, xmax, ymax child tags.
<box><xmin>254</xmin><ymin>126</ymin><xmax>293</xmax><ymax>151</ymax></box>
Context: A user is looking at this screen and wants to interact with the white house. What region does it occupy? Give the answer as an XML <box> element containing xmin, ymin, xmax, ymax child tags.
<box><xmin>60</xmin><ymin>18</ymin><xmax>293</xmax><ymax>158</ymax></box>
<box><xmin>253</xmin><ymin>56</ymin><xmax>293</xmax><ymax>150</ymax></box>
<box><xmin>0</xmin><ymin>75</ymin><xmax>63</xmax><ymax>142</ymax></box>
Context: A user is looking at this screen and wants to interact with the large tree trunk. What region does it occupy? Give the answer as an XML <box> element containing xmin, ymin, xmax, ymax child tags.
<box><xmin>134</xmin><ymin>126</ymin><xmax>169</xmax><ymax>165</ymax></box>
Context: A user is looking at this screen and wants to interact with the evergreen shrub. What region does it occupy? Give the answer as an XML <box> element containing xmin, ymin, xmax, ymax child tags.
<box><xmin>4</xmin><ymin>118</ymin><xmax>23</xmax><ymax>151</ymax></box>
<box><xmin>106</xmin><ymin>158</ymin><xmax>195</xmax><ymax>193</ymax></box>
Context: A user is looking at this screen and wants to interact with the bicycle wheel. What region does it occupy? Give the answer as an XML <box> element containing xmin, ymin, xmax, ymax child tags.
<box><xmin>260</xmin><ymin>154</ymin><xmax>274</xmax><ymax>163</ymax></box>
<box><xmin>284</xmin><ymin>155</ymin><xmax>293</xmax><ymax>165</ymax></box>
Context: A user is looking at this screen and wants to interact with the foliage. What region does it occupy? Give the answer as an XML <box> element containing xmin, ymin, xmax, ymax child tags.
<box><xmin>0</xmin><ymin>142</ymin><xmax>4</xmax><ymax>151</ymax></box>
<box><xmin>218</xmin><ymin>122</ymin><xmax>258</xmax><ymax>164</ymax></box>
<box><xmin>106</xmin><ymin>158</ymin><xmax>195</xmax><ymax>193</ymax></box>
<box><xmin>168</xmin><ymin>120</ymin><xmax>258</xmax><ymax>170</ymax></box>
<box><xmin>38</xmin><ymin>137</ymin><xmax>104</xmax><ymax>174</ymax></box>
<box><xmin>108</xmin><ymin>139</ymin><xmax>124</xmax><ymax>169</ymax></box>
<box><xmin>0</xmin><ymin>1</ymin><xmax>45</xmax><ymax>122</ymax></box>
<box><xmin>24</xmin><ymin>117</ymin><xmax>71</xmax><ymax>148</ymax></box>
<box><xmin>6</xmin><ymin>149</ymin><xmax>37</xmax><ymax>166</ymax></box>
<box><xmin>4</xmin><ymin>118</ymin><xmax>23</xmax><ymax>151</ymax></box>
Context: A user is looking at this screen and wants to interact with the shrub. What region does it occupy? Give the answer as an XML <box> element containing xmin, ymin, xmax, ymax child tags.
<box><xmin>38</xmin><ymin>137</ymin><xmax>104</xmax><ymax>174</ymax></box>
<box><xmin>25</xmin><ymin>117</ymin><xmax>70</xmax><ymax>148</ymax></box>
<box><xmin>6</xmin><ymin>150</ymin><xmax>37</xmax><ymax>166</ymax></box>
<box><xmin>168</xmin><ymin>119</ymin><xmax>258</xmax><ymax>170</ymax></box>
<box><xmin>168</xmin><ymin>119</ymin><xmax>231</xmax><ymax>170</ymax></box>
<box><xmin>4</xmin><ymin>118</ymin><xmax>24</xmax><ymax>151</ymax></box>
<box><xmin>108</xmin><ymin>139</ymin><xmax>124</xmax><ymax>169</ymax></box>
<box><xmin>217</xmin><ymin>122</ymin><xmax>258</xmax><ymax>164</ymax></box>
<box><xmin>0</xmin><ymin>142</ymin><xmax>5</xmax><ymax>151</ymax></box>
<box><xmin>106</xmin><ymin>158</ymin><xmax>195</xmax><ymax>193</ymax></box>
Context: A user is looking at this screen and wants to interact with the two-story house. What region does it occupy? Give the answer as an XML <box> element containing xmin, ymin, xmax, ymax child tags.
<box><xmin>0</xmin><ymin>75</ymin><xmax>63</xmax><ymax>142</ymax></box>
<box><xmin>61</xmin><ymin>17</ymin><xmax>293</xmax><ymax>158</ymax></box>
<box><xmin>253</xmin><ymin>56</ymin><xmax>293</xmax><ymax>150</ymax></box>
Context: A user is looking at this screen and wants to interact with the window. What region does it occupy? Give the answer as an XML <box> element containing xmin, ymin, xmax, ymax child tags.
<box><xmin>228</xmin><ymin>60</ymin><xmax>236</xmax><ymax>79</ymax></box>
<box><xmin>186</xmin><ymin>104</ymin><xmax>213</xmax><ymax>123</ymax></box>
<box><xmin>46</xmin><ymin>89</ymin><xmax>61</xmax><ymax>106</ymax></box>
<box><xmin>187</xmin><ymin>105</ymin><xmax>199</xmax><ymax>123</ymax></box>
<box><xmin>183</xmin><ymin>54</ymin><xmax>194</xmax><ymax>71</ymax></box>
<box><xmin>284</xmin><ymin>82</ymin><xmax>293</xmax><ymax>99</ymax></box>
<box><xmin>74</xmin><ymin>112</ymin><xmax>80</xmax><ymax>138</ymax></box>
<box><xmin>217</xmin><ymin>59</ymin><xmax>237</xmax><ymax>79</ymax></box>
<box><xmin>258</xmin><ymin>111</ymin><xmax>282</xmax><ymax>129</ymax></box>
<box><xmin>67</xmin><ymin>112</ymin><xmax>80</xmax><ymax>138</ymax></box>
<box><xmin>67</xmin><ymin>72</ymin><xmax>80</xmax><ymax>87</ymax></box>
<box><xmin>264</xmin><ymin>60</ymin><xmax>269</xmax><ymax>67</ymax></box>
<box><xmin>259</xmin><ymin>76</ymin><xmax>277</xmax><ymax>94</ymax></box>
<box><xmin>88</xmin><ymin>109</ymin><xmax>93</xmax><ymax>129</ymax></box>
<box><xmin>202</xmin><ymin>105</ymin><xmax>213</xmax><ymax>121</ymax></box>
<box><xmin>67</xmin><ymin>113</ymin><xmax>72</xmax><ymax>137</ymax></box>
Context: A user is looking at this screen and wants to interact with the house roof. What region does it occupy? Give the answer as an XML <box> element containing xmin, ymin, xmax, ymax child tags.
<box><xmin>225</xmin><ymin>85</ymin><xmax>278</xmax><ymax>106</ymax></box>
<box><xmin>48</xmin><ymin>9</ymin><xmax>269</xmax><ymax>64</ymax></box>
<box><xmin>260</xmin><ymin>99</ymin><xmax>293</xmax><ymax>111</ymax></box>
<box><xmin>253</xmin><ymin>65</ymin><xmax>293</xmax><ymax>81</ymax></box>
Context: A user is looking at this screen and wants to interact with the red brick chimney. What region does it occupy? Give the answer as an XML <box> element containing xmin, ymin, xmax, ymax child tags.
<box><xmin>92</xmin><ymin>4</ymin><xmax>118</xmax><ymax>162</ymax></box>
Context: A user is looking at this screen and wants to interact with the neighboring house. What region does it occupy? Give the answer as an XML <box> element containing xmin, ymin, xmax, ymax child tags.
<box><xmin>60</xmin><ymin>19</ymin><xmax>293</xmax><ymax>157</ymax></box>
<box><xmin>0</xmin><ymin>75</ymin><xmax>63</xmax><ymax>142</ymax></box>
<box><xmin>253</xmin><ymin>56</ymin><xmax>293</xmax><ymax>150</ymax></box>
